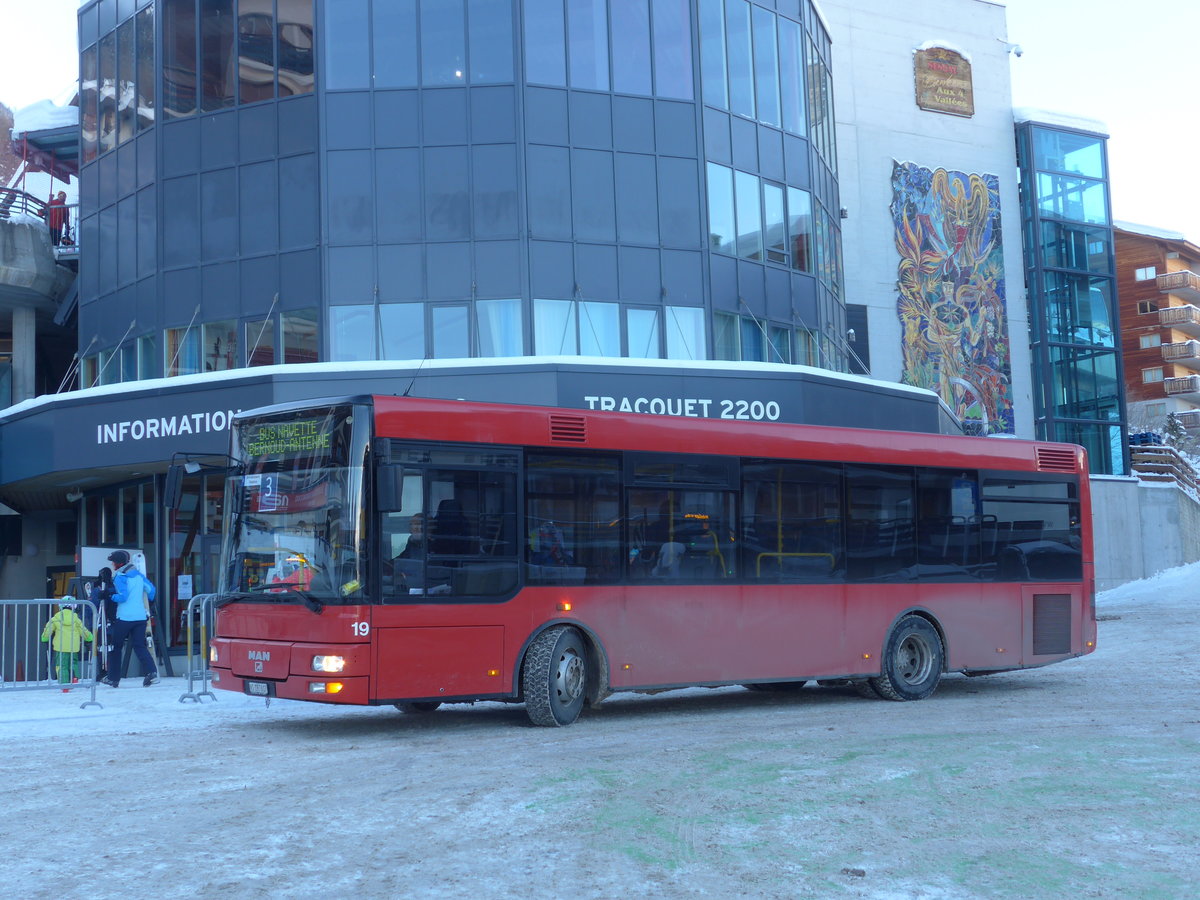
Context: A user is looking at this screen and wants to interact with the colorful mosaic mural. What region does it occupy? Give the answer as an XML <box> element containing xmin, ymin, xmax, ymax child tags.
<box><xmin>891</xmin><ymin>161</ymin><xmax>1013</xmax><ymax>434</ymax></box>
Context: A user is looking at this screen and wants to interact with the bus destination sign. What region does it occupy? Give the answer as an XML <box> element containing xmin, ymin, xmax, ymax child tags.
<box><xmin>245</xmin><ymin>419</ymin><xmax>333</xmax><ymax>457</ymax></box>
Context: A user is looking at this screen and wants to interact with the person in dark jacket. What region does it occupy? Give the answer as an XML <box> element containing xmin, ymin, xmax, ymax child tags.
<box><xmin>100</xmin><ymin>550</ymin><xmax>160</xmax><ymax>687</ymax></box>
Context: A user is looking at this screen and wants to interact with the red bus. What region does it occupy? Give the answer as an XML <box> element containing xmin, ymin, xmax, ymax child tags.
<box><xmin>205</xmin><ymin>395</ymin><xmax>1096</xmax><ymax>726</ymax></box>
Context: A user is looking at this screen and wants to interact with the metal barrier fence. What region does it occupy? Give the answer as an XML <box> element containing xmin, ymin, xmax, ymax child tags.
<box><xmin>179</xmin><ymin>594</ymin><xmax>217</xmax><ymax>703</ymax></box>
<box><xmin>0</xmin><ymin>599</ymin><xmax>102</xmax><ymax>709</ymax></box>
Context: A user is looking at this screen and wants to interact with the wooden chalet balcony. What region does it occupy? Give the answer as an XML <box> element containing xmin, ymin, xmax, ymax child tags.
<box><xmin>1162</xmin><ymin>340</ymin><xmax>1200</xmax><ymax>370</ymax></box>
<box><xmin>1164</xmin><ymin>374</ymin><xmax>1200</xmax><ymax>398</ymax></box>
<box><xmin>1158</xmin><ymin>304</ymin><xmax>1200</xmax><ymax>338</ymax></box>
<box><xmin>1174</xmin><ymin>409</ymin><xmax>1200</xmax><ymax>430</ymax></box>
<box><xmin>1158</xmin><ymin>270</ymin><xmax>1200</xmax><ymax>303</ymax></box>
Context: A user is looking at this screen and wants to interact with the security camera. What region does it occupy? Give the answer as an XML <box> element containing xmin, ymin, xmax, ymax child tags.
<box><xmin>1012</xmin><ymin>44</ymin><xmax>1023</xmax><ymax>57</ymax></box>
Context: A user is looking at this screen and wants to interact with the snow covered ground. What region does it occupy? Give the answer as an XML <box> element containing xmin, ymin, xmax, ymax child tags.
<box><xmin>3</xmin><ymin>566</ymin><xmax>1198</xmax><ymax>899</ymax></box>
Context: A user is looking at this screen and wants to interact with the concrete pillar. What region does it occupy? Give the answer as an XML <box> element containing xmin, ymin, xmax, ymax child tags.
<box><xmin>12</xmin><ymin>305</ymin><xmax>36</xmax><ymax>404</ymax></box>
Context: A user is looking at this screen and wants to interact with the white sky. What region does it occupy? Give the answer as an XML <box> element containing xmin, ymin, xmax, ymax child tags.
<box><xmin>1</xmin><ymin>0</ymin><xmax>1197</xmax><ymax>242</ymax></box>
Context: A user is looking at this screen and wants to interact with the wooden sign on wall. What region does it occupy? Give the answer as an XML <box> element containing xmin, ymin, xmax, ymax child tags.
<box><xmin>914</xmin><ymin>47</ymin><xmax>974</xmax><ymax>118</ymax></box>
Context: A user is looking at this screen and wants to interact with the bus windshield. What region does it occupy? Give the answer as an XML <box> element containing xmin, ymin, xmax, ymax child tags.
<box><xmin>222</xmin><ymin>405</ymin><xmax>369</xmax><ymax>602</ymax></box>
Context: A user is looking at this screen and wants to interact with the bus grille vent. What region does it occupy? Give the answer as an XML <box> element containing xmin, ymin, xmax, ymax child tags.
<box><xmin>549</xmin><ymin>415</ymin><xmax>587</xmax><ymax>443</ymax></box>
<box><xmin>1032</xmin><ymin>593</ymin><xmax>1072</xmax><ymax>655</ymax></box>
<box><xmin>1036</xmin><ymin>447</ymin><xmax>1077</xmax><ymax>472</ymax></box>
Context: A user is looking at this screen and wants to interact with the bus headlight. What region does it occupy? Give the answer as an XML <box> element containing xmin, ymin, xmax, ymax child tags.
<box><xmin>312</xmin><ymin>655</ymin><xmax>346</xmax><ymax>673</ymax></box>
<box><xmin>209</xmin><ymin>645</ymin><xmax>218</xmax><ymax>663</ymax></box>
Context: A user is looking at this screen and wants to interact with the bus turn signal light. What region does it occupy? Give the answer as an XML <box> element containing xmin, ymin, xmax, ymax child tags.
<box><xmin>309</xmin><ymin>682</ymin><xmax>344</xmax><ymax>694</ymax></box>
<box><xmin>487</xmin><ymin>669</ymin><xmax>500</xmax><ymax>677</ymax></box>
<box><xmin>557</xmin><ymin>601</ymin><xmax>572</xmax><ymax>612</ymax></box>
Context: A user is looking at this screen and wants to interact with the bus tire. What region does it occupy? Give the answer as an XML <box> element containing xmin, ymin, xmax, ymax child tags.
<box><xmin>523</xmin><ymin>626</ymin><xmax>588</xmax><ymax>727</ymax></box>
<box><xmin>395</xmin><ymin>701</ymin><xmax>441</xmax><ymax>713</ymax></box>
<box><xmin>854</xmin><ymin>679</ymin><xmax>883</xmax><ymax>699</ymax></box>
<box><xmin>870</xmin><ymin>616</ymin><xmax>943</xmax><ymax>702</ymax></box>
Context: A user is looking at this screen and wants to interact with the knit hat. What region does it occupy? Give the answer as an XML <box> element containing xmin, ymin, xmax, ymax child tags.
<box><xmin>107</xmin><ymin>550</ymin><xmax>130</xmax><ymax>567</ymax></box>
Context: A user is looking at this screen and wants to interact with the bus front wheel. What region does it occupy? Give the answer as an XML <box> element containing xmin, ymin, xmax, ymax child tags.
<box><xmin>523</xmin><ymin>626</ymin><xmax>588</xmax><ymax>727</ymax></box>
<box><xmin>870</xmin><ymin>616</ymin><xmax>943</xmax><ymax>701</ymax></box>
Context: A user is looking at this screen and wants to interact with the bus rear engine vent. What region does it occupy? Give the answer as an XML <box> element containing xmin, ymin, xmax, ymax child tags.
<box><xmin>1032</xmin><ymin>593</ymin><xmax>1072</xmax><ymax>655</ymax></box>
<box><xmin>1035</xmin><ymin>447</ymin><xmax>1076</xmax><ymax>472</ymax></box>
<box><xmin>549</xmin><ymin>414</ymin><xmax>587</xmax><ymax>443</ymax></box>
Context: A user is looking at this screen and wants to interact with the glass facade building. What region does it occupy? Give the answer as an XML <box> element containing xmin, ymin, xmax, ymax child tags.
<box><xmin>1016</xmin><ymin>119</ymin><xmax>1127</xmax><ymax>475</ymax></box>
<box><xmin>74</xmin><ymin>0</ymin><xmax>845</xmax><ymax>384</ymax></box>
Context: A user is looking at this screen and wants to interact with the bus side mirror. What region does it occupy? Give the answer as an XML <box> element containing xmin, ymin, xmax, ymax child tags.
<box><xmin>164</xmin><ymin>464</ymin><xmax>185</xmax><ymax>509</ymax></box>
<box><xmin>378</xmin><ymin>467</ymin><xmax>403</xmax><ymax>512</ymax></box>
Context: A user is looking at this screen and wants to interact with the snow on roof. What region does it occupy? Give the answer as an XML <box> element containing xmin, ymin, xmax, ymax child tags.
<box><xmin>914</xmin><ymin>39</ymin><xmax>973</xmax><ymax>63</ymax></box>
<box><xmin>11</xmin><ymin>99</ymin><xmax>78</xmax><ymax>136</ymax></box>
<box><xmin>1012</xmin><ymin>106</ymin><xmax>1108</xmax><ymax>136</ymax></box>
<box><xmin>1113</xmin><ymin>220</ymin><xmax>1191</xmax><ymax>243</ymax></box>
<box><xmin>0</xmin><ymin>357</ymin><xmax>938</xmax><ymax>421</ymax></box>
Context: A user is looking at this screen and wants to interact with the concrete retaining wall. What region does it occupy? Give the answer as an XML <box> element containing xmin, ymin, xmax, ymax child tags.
<box><xmin>1091</xmin><ymin>476</ymin><xmax>1200</xmax><ymax>592</ymax></box>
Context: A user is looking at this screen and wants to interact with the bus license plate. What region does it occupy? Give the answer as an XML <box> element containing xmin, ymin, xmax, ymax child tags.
<box><xmin>244</xmin><ymin>680</ymin><xmax>274</xmax><ymax>697</ymax></box>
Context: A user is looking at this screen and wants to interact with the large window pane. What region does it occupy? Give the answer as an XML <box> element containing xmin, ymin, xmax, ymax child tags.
<box><xmin>706</xmin><ymin>162</ymin><xmax>735</xmax><ymax>253</ymax></box>
<box><xmin>525</xmin><ymin>0</ymin><xmax>566</xmax><ymax>85</ymax></box>
<box><xmin>740</xmin><ymin>316</ymin><xmax>764</xmax><ymax>361</ymax></box>
<box><xmin>665</xmin><ymin>306</ymin><xmax>705</xmax><ymax>360</ymax></box>
<box><xmin>1036</xmin><ymin>173</ymin><xmax>1109</xmax><ymax>225</ymax></box>
<box><xmin>200</xmin><ymin>0</ymin><xmax>236</xmax><ymax>111</ymax></box>
<box><xmin>1039</xmin><ymin>221</ymin><xmax>1111</xmax><ymax>274</ymax></box>
<box><xmin>787</xmin><ymin>186</ymin><xmax>812</xmax><ymax>272</ymax></box>
<box><xmin>380</xmin><ymin>303</ymin><xmax>426</xmax><ymax>359</ymax></box>
<box><xmin>735</xmin><ymin>170</ymin><xmax>762</xmax><ymax>259</ymax></box>
<box><xmin>651</xmin><ymin>0</ymin><xmax>693</xmax><ymax>100</ymax></box>
<box><xmin>534</xmin><ymin>298</ymin><xmax>577</xmax><ymax>354</ymax></box>
<box><xmin>99</xmin><ymin>33</ymin><xmax>117</xmax><ymax>152</ymax></box>
<box><xmin>324</xmin><ymin>0</ymin><xmax>369</xmax><ymax>89</ymax></box>
<box><xmin>239</xmin><ymin>0</ymin><xmax>276</xmax><ymax>103</ymax></box>
<box><xmin>432</xmin><ymin>304</ymin><xmax>470</xmax><ymax>357</ymax></box>
<box><xmin>627</xmin><ymin>487</ymin><xmax>736</xmax><ymax>581</ymax></box>
<box><xmin>778</xmin><ymin>18</ymin><xmax>804</xmax><ymax>135</ymax></box>
<box><xmin>725</xmin><ymin>0</ymin><xmax>754</xmax><ymax>118</ymax></box>
<box><xmin>166</xmin><ymin>326</ymin><xmax>201</xmax><ymax>376</ymax></box>
<box><xmin>246</xmin><ymin>318</ymin><xmax>276</xmax><ymax>366</ymax></box>
<box><xmin>477</xmin><ymin>298</ymin><xmax>523</xmax><ymax>356</ymax></box>
<box><xmin>713</xmin><ymin>312</ymin><xmax>738</xmax><ymax>360</ymax></box>
<box><xmin>611</xmin><ymin>0</ymin><xmax>651</xmax><ymax>95</ymax></box>
<box><xmin>117</xmin><ymin>18</ymin><xmax>136</xmax><ymax>143</ymax></box>
<box><xmin>163</xmin><ymin>0</ymin><xmax>197</xmax><ymax>119</ymax></box>
<box><xmin>751</xmin><ymin>6</ymin><xmax>779</xmax><ymax>127</ymax></box>
<box><xmin>763</xmin><ymin>182</ymin><xmax>786</xmax><ymax>264</ymax></box>
<box><xmin>1033</xmin><ymin>128</ymin><xmax>1105</xmax><ymax>179</ymax></box>
<box><xmin>278</xmin><ymin>0</ymin><xmax>314</xmax><ymax>96</ymax></box>
<box><xmin>579</xmin><ymin>301</ymin><xmax>619</xmax><ymax>356</ymax></box>
<box><xmin>699</xmin><ymin>0</ymin><xmax>727</xmax><ymax>109</ymax></box>
<box><xmin>768</xmin><ymin>325</ymin><xmax>789</xmax><ymax>363</ymax></box>
<box><xmin>82</xmin><ymin>46</ymin><xmax>99</xmax><ymax>161</ymax></box>
<box><xmin>468</xmin><ymin>0</ymin><xmax>514</xmax><ymax>83</ymax></box>
<box><xmin>330</xmin><ymin>305</ymin><xmax>376</xmax><ymax>361</ymax></box>
<box><xmin>282</xmin><ymin>308</ymin><xmax>319</xmax><ymax>363</ymax></box>
<box><xmin>1043</xmin><ymin>272</ymin><xmax>1115</xmax><ymax>347</ymax></box>
<box><xmin>569</xmin><ymin>0</ymin><xmax>609</xmax><ymax>90</ymax></box>
<box><xmin>201</xmin><ymin>320</ymin><xmax>238</xmax><ymax>371</ymax></box>
<box><xmin>626</xmin><ymin>308</ymin><xmax>661</xmax><ymax>357</ymax></box>
<box><xmin>374</xmin><ymin>0</ymin><xmax>417</xmax><ymax>87</ymax></box>
<box><xmin>421</xmin><ymin>0</ymin><xmax>467</xmax><ymax>85</ymax></box>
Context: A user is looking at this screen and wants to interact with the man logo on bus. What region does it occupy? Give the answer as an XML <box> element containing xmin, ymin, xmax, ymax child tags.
<box><xmin>248</xmin><ymin>650</ymin><xmax>270</xmax><ymax>661</ymax></box>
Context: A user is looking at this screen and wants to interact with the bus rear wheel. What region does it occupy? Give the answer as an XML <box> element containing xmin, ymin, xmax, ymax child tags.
<box><xmin>870</xmin><ymin>616</ymin><xmax>943</xmax><ymax>701</ymax></box>
<box><xmin>523</xmin><ymin>626</ymin><xmax>588</xmax><ymax>727</ymax></box>
<box><xmin>395</xmin><ymin>701</ymin><xmax>441</xmax><ymax>713</ymax></box>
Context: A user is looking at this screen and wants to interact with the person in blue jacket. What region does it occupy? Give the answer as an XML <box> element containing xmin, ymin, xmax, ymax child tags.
<box><xmin>100</xmin><ymin>550</ymin><xmax>160</xmax><ymax>688</ymax></box>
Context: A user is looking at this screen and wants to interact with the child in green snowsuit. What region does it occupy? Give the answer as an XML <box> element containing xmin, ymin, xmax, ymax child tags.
<box><xmin>41</xmin><ymin>602</ymin><xmax>94</xmax><ymax>684</ymax></box>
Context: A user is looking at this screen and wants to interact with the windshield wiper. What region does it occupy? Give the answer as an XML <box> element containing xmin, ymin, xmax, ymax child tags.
<box><xmin>242</xmin><ymin>581</ymin><xmax>325</xmax><ymax>614</ymax></box>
